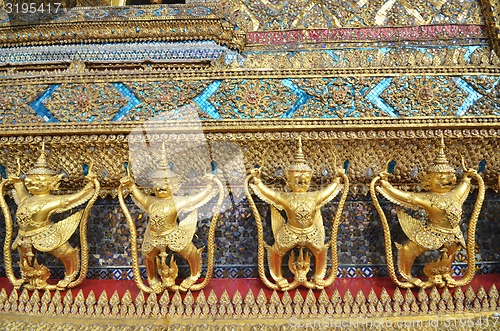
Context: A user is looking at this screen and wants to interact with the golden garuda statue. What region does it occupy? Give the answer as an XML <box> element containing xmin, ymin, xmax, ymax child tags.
<box><xmin>245</xmin><ymin>138</ymin><xmax>349</xmax><ymax>291</ymax></box>
<box><xmin>0</xmin><ymin>143</ymin><xmax>100</xmax><ymax>290</ymax></box>
<box><xmin>118</xmin><ymin>143</ymin><xmax>224</xmax><ymax>293</ymax></box>
<box><xmin>370</xmin><ymin>136</ymin><xmax>485</xmax><ymax>288</ymax></box>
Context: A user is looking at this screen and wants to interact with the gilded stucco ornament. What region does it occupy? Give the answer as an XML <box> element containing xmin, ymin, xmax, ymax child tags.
<box><xmin>246</xmin><ymin>138</ymin><xmax>349</xmax><ymax>291</ymax></box>
<box><xmin>370</xmin><ymin>136</ymin><xmax>485</xmax><ymax>288</ymax></box>
<box><xmin>0</xmin><ymin>143</ymin><xmax>100</xmax><ymax>290</ymax></box>
<box><xmin>118</xmin><ymin>143</ymin><xmax>224</xmax><ymax>293</ymax></box>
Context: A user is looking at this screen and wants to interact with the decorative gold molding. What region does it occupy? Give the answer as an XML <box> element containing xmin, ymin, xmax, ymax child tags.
<box><xmin>0</xmin><ymin>5</ymin><xmax>246</xmax><ymax>50</ymax></box>
<box><xmin>1</xmin><ymin>116</ymin><xmax>499</xmax><ymax>135</ymax></box>
<box><xmin>0</xmin><ymin>118</ymin><xmax>499</xmax><ymax>194</ymax></box>
<box><xmin>1</xmin><ymin>66</ymin><xmax>500</xmax><ymax>83</ymax></box>
<box><xmin>0</xmin><ymin>284</ymin><xmax>498</xmax><ymax>329</ymax></box>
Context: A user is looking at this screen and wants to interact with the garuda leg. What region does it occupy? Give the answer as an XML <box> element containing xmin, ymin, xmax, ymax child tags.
<box><xmin>397</xmin><ymin>240</ymin><xmax>427</xmax><ymax>287</ymax></box>
<box><xmin>177</xmin><ymin>243</ymin><xmax>203</xmax><ymax>292</ymax></box>
<box><xmin>267</xmin><ymin>244</ymin><xmax>289</xmax><ymax>290</ymax></box>
<box><xmin>144</xmin><ymin>247</ymin><xmax>163</xmax><ymax>292</ymax></box>
<box><xmin>50</xmin><ymin>242</ymin><xmax>79</xmax><ymax>289</ymax></box>
<box><xmin>308</xmin><ymin>243</ymin><xmax>328</xmax><ymax>288</ymax></box>
<box><xmin>441</xmin><ymin>242</ymin><xmax>461</xmax><ymax>286</ymax></box>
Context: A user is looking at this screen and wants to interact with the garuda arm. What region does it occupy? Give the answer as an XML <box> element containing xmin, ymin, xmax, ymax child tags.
<box><xmin>127</xmin><ymin>183</ymin><xmax>154</xmax><ymax>212</ymax></box>
<box><xmin>175</xmin><ymin>176</ymin><xmax>219</xmax><ymax>246</ymax></box>
<box><xmin>315</xmin><ymin>175</ymin><xmax>342</xmax><ymax>208</ymax></box>
<box><xmin>249</xmin><ymin>176</ymin><xmax>289</xmax><ymax>241</ymax></box>
<box><xmin>452</xmin><ymin>175</ymin><xmax>472</xmax><ymax>205</ymax></box>
<box><xmin>175</xmin><ymin>176</ymin><xmax>217</xmax><ymax>213</ymax></box>
<box><xmin>51</xmin><ymin>179</ymin><xmax>97</xmax><ymax>214</ymax></box>
<box><xmin>10</xmin><ymin>177</ymin><xmax>29</xmax><ymax>205</ymax></box>
<box><xmin>376</xmin><ymin>178</ymin><xmax>431</xmax><ymax>247</ymax></box>
<box><xmin>376</xmin><ymin>179</ymin><xmax>425</xmax><ymax>210</ymax></box>
<box><xmin>249</xmin><ymin>177</ymin><xmax>286</xmax><ymax>211</ymax></box>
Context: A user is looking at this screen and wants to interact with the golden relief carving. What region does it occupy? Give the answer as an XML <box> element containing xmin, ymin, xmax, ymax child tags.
<box><xmin>210</xmin><ymin>79</ymin><xmax>300</xmax><ymax>118</ymax></box>
<box><xmin>370</xmin><ymin>136</ymin><xmax>485</xmax><ymax>288</ymax></box>
<box><xmin>119</xmin><ymin>142</ymin><xmax>224</xmax><ymax>293</ymax></box>
<box><xmin>246</xmin><ymin>138</ymin><xmax>349</xmax><ymax>290</ymax></box>
<box><xmin>381</xmin><ymin>76</ymin><xmax>467</xmax><ymax>116</ymax></box>
<box><xmin>0</xmin><ymin>85</ymin><xmax>49</xmax><ymax>124</ymax></box>
<box><xmin>0</xmin><ymin>143</ymin><xmax>100</xmax><ymax>290</ymax></box>
<box><xmin>0</xmin><ymin>118</ymin><xmax>498</xmax><ymax>193</ymax></box>
<box><xmin>0</xmin><ymin>14</ymin><xmax>246</xmax><ymax>50</ymax></box>
<box><xmin>0</xmin><ymin>283</ymin><xmax>498</xmax><ymax>328</ymax></box>
<box><xmin>45</xmin><ymin>83</ymin><xmax>128</xmax><ymax>122</ymax></box>
<box><xmin>123</xmin><ymin>81</ymin><xmax>212</xmax><ymax>121</ymax></box>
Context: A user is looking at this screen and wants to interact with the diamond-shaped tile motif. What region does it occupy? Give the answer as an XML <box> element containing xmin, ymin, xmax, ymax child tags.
<box><xmin>362</xmin><ymin>267</ymin><xmax>373</xmax><ymax>277</ymax></box>
<box><xmin>380</xmin><ymin>76</ymin><xmax>468</xmax><ymax>116</ymax></box>
<box><xmin>194</xmin><ymin>80</ymin><xmax>223</xmax><ymax>119</ymax></box>
<box><xmin>124</xmin><ymin>80</ymin><xmax>212</xmax><ymax>121</ymax></box>
<box><xmin>462</xmin><ymin>76</ymin><xmax>500</xmax><ymax>115</ymax></box>
<box><xmin>0</xmin><ymin>84</ymin><xmax>49</xmax><ymax>124</ymax></box>
<box><xmin>365</xmin><ymin>78</ymin><xmax>396</xmax><ymax>116</ymax></box>
<box><xmin>39</xmin><ymin>82</ymin><xmax>142</xmax><ymax>123</ymax></box>
<box><xmin>208</xmin><ymin>79</ymin><xmax>299</xmax><ymax>118</ymax></box>
<box><xmin>28</xmin><ymin>84</ymin><xmax>60</xmax><ymax>122</ymax></box>
<box><xmin>291</xmin><ymin>78</ymin><xmax>355</xmax><ymax>118</ymax></box>
<box><xmin>112</xmin><ymin>269</ymin><xmax>122</xmax><ymax>280</ymax></box>
<box><xmin>451</xmin><ymin>265</ymin><xmax>463</xmax><ymax>276</ymax></box>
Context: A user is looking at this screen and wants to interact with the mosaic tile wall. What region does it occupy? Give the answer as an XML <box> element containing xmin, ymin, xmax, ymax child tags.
<box><xmin>1</xmin><ymin>190</ymin><xmax>498</xmax><ymax>280</ymax></box>
<box><xmin>0</xmin><ymin>0</ymin><xmax>484</xmax><ymax>29</ymax></box>
<box><xmin>2</xmin><ymin>71</ymin><xmax>500</xmax><ymax>125</ymax></box>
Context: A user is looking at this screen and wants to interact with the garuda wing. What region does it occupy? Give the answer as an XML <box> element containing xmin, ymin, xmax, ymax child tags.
<box><xmin>395</xmin><ymin>209</ymin><xmax>425</xmax><ymax>245</ymax></box>
<box><xmin>313</xmin><ymin>209</ymin><xmax>326</xmax><ymax>241</ymax></box>
<box><xmin>178</xmin><ymin>209</ymin><xmax>198</xmax><ymax>245</ymax></box>
<box><xmin>270</xmin><ymin>206</ymin><xmax>285</xmax><ymax>239</ymax></box>
<box><xmin>33</xmin><ymin>210</ymin><xmax>84</xmax><ymax>252</ymax></box>
<box><xmin>318</xmin><ymin>184</ymin><xmax>343</xmax><ymax>209</ymax></box>
<box><xmin>396</xmin><ymin>210</ymin><xmax>462</xmax><ymax>250</ymax></box>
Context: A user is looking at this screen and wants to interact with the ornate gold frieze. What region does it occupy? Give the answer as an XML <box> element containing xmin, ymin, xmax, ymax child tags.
<box><xmin>0</xmin><ymin>283</ymin><xmax>498</xmax><ymax>328</ymax></box>
<box><xmin>0</xmin><ymin>118</ymin><xmax>499</xmax><ymax>195</ymax></box>
<box><xmin>0</xmin><ymin>5</ymin><xmax>246</xmax><ymax>50</ymax></box>
<box><xmin>0</xmin><ymin>0</ymin><xmax>497</xmax><ymax>52</ymax></box>
<box><xmin>1</xmin><ymin>65</ymin><xmax>499</xmax><ymax>84</ymax></box>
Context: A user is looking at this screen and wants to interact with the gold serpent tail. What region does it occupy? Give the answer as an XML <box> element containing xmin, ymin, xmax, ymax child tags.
<box><xmin>69</xmin><ymin>177</ymin><xmax>100</xmax><ymax>288</ymax></box>
<box><xmin>118</xmin><ymin>185</ymin><xmax>152</xmax><ymax>293</ymax></box>
<box><xmin>190</xmin><ymin>176</ymin><xmax>224</xmax><ymax>291</ymax></box>
<box><xmin>370</xmin><ymin>176</ymin><xmax>414</xmax><ymax>288</ymax></box>
<box><xmin>245</xmin><ymin>175</ymin><xmax>279</xmax><ymax>290</ymax></box>
<box><xmin>0</xmin><ymin>180</ymin><xmax>22</xmax><ymax>286</ymax></box>
<box><xmin>324</xmin><ymin>172</ymin><xmax>349</xmax><ymax>286</ymax></box>
<box><xmin>454</xmin><ymin>173</ymin><xmax>485</xmax><ymax>287</ymax></box>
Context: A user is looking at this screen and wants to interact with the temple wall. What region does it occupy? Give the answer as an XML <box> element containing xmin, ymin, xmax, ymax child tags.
<box><xmin>0</xmin><ymin>0</ymin><xmax>499</xmax><ymax>287</ymax></box>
